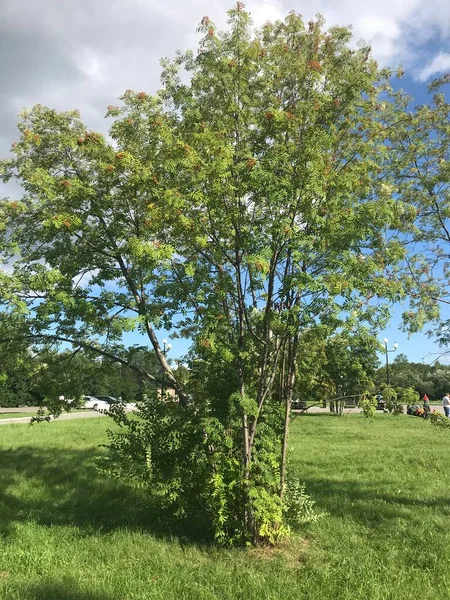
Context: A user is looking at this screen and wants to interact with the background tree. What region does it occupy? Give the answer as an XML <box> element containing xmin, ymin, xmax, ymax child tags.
<box><xmin>0</xmin><ymin>346</ymin><xmax>43</xmax><ymax>407</ymax></box>
<box><xmin>375</xmin><ymin>353</ymin><xmax>450</xmax><ymax>399</ymax></box>
<box><xmin>294</xmin><ymin>328</ymin><xmax>380</xmax><ymax>409</ymax></box>
<box><xmin>383</xmin><ymin>78</ymin><xmax>450</xmax><ymax>342</ymax></box>
<box><xmin>323</xmin><ymin>330</ymin><xmax>380</xmax><ymax>413</ymax></box>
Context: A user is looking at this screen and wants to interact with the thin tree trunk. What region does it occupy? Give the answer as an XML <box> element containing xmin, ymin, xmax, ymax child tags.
<box><xmin>280</xmin><ymin>334</ymin><xmax>298</xmax><ymax>498</ymax></box>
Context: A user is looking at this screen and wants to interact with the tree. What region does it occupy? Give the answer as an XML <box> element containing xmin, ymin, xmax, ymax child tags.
<box><xmin>374</xmin><ymin>354</ymin><xmax>450</xmax><ymax>399</ymax></box>
<box><xmin>0</xmin><ymin>344</ymin><xmax>45</xmax><ymax>407</ymax></box>
<box><xmin>0</xmin><ymin>6</ymin><xmax>426</xmax><ymax>544</ymax></box>
<box><xmin>0</xmin><ymin>103</ymin><xmax>188</xmax><ymax>402</ymax></box>
<box><xmin>323</xmin><ymin>330</ymin><xmax>380</xmax><ymax>413</ymax></box>
<box><xmin>294</xmin><ymin>328</ymin><xmax>380</xmax><ymax>410</ymax></box>
<box><xmin>32</xmin><ymin>346</ymin><xmax>161</xmax><ymax>403</ymax></box>
<box><xmin>383</xmin><ymin>78</ymin><xmax>450</xmax><ymax>342</ymax></box>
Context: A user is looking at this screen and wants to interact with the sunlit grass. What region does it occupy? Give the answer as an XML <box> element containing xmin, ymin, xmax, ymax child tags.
<box><xmin>0</xmin><ymin>414</ymin><xmax>449</xmax><ymax>599</ymax></box>
<box><xmin>0</xmin><ymin>412</ymin><xmax>38</xmax><ymax>420</ymax></box>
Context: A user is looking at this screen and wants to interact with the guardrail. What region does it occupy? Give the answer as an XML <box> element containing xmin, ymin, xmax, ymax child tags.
<box><xmin>292</xmin><ymin>395</ymin><xmax>362</xmax><ymax>415</ymax></box>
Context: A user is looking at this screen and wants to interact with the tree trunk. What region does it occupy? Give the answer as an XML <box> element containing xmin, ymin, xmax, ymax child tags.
<box><xmin>279</xmin><ymin>336</ymin><xmax>297</xmax><ymax>498</ymax></box>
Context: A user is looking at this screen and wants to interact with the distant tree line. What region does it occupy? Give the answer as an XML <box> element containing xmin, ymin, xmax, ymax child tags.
<box><xmin>0</xmin><ymin>346</ymin><xmax>175</xmax><ymax>407</ymax></box>
<box><xmin>375</xmin><ymin>353</ymin><xmax>450</xmax><ymax>400</ymax></box>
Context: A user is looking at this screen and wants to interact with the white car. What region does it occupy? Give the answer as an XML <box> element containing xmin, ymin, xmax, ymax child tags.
<box><xmin>83</xmin><ymin>396</ymin><xmax>136</xmax><ymax>413</ymax></box>
<box><xmin>83</xmin><ymin>396</ymin><xmax>108</xmax><ymax>411</ymax></box>
<box><xmin>94</xmin><ymin>401</ymin><xmax>111</xmax><ymax>413</ymax></box>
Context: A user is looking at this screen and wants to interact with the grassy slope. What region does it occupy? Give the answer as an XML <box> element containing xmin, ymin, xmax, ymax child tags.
<box><xmin>0</xmin><ymin>409</ymin><xmax>90</xmax><ymax>420</ymax></box>
<box><xmin>0</xmin><ymin>415</ymin><xmax>449</xmax><ymax>599</ymax></box>
<box><xmin>0</xmin><ymin>412</ymin><xmax>38</xmax><ymax>420</ymax></box>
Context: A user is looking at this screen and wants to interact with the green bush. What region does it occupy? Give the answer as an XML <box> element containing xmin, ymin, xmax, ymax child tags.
<box><xmin>360</xmin><ymin>395</ymin><xmax>377</xmax><ymax>418</ymax></box>
<box><xmin>0</xmin><ymin>383</ymin><xmax>18</xmax><ymax>407</ymax></box>
<box><xmin>382</xmin><ymin>386</ymin><xmax>404</xmax><ymax>415</ymax></box>
<box><xmin>99</xmin><ymin>392</ymin><xmax>288</xmax><ymax>546</ymax></box>
<box><xmin>283</xmin><ymin>479</ymin><xmax>328</xmax><ymax>527</ymax></box>
<box><xmin>382</xmin><ymin>386</ymin><xmax>397</xmax><ymax>412</ymax></box>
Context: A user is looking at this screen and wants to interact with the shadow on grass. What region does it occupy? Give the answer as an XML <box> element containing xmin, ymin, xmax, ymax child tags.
<box><xmin>13</xmin><ymin>579</ymin><xmax>112</xmax><ymax>600</ymax></box>
<box><xmin>292</xmin><ymin>412</ymin><xmax>338</xmax><ymax>419</ymax></box>
<box><xmin>0</xmin><ymin>445</ymin><xmax>210</xmax><ymax>544</ymax></box>
<box><xmin>298</xmin><ymin>475</ymin><xmax>450</xmax><ymax>528</ymax></box>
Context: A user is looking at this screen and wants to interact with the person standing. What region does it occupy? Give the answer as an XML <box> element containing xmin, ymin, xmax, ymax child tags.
<box><xmin>423</xmin><ymin>394</ymin><xmax>430</xmax><ymax>415</ymax></box>
<box><xmin>442</xmin><ymin>393</ymin><xmax>450</xmax><ymax>417</ymax></box>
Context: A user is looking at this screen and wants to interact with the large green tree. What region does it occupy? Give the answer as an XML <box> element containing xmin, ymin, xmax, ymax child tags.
<box><xmin>383</xmin><ymin>78</ymin><xmax>450</xmax><ymax>341</ymax></box>
<box><xmin>0</xmin><ymin>5</ymin><xmax>428</xmax><ymax>543</ymax></box>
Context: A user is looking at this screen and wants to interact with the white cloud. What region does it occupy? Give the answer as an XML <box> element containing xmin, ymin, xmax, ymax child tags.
<box><xmin>1</xmin><ymin>0</ymin><xmax>450</xmax><ymax>167</ymax></box>
<box><xmin>417</xmin><ymin>52</ymin><xmax>450</xmax><ymax>81</ymax></box>
<box><xmin>74</xmin><ymin>50</ymin><xmax>110</xmax><ymax>86</ymax></box>
<box><xmin>247</xmin><ymin>1</ymin><xmax>285</xmax><ymax>27</ymax></box>
<box><xmin>277</xmin><ymin>0</ymin><xmax>450</xmax><ymax>68</ymax></box>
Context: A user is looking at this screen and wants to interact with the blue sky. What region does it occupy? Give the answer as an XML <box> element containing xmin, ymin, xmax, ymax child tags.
<box><xmin>1</xmin><ymin>0</ymin><xmax>450</xmax><ymax>365</ymax></box>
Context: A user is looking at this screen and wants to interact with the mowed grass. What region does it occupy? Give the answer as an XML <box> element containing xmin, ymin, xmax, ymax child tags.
<box><xmin>0</xmin><ymin>409</ymin><xmax>90</xmax><ymax>420</ymax></box>
<box><xmin>0</xmin><ymin>412</ymin><xmax>38</xmax><ymax>420</ymax></box>
<box><xmin>0</xmin><ymin>415</ymin><xmax>449</xmax><ymax>599</ymax></box>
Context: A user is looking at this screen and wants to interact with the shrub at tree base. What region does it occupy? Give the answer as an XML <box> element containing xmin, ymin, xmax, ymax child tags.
<box><xmin>101</xmin><ymin>395</ymin><xmax>327</xmax><ymax>545</ymax></box>
<box><xmin>101</xmin><ymin>394</ymin><xmax>288</xmax><ymax>545</ymax></box>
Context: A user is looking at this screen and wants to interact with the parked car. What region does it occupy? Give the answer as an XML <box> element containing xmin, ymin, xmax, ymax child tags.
<box><xmin>291</xmin><ymin>399</ymin><xmax>307</xmax><ymax>410</ymax></box>
<box><xmin>83</xmin><ymin>395</ymin><xmax>100</xmax><ymax>409</ymax></box>
<box><xmin>83</xmin><ymin>396</ymin><xmax>111</xmax><ymax>411</ymax></box>
<box><xmin>94</xmin><ymin>396</ymin><xmax>121</xmax><ymax>405</ymax></box>
<box><xmin>83</xmin><ymin>395</ymin><xmax>136</xmax><ymax>413</ymax></box>
<box><xmin>95</xmin><ymin>401</ymin><xmax>112</xmax><ymax>413</ymax></box>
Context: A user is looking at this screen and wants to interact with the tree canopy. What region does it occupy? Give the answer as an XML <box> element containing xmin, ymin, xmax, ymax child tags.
<box><xmin>0</xmin><ymin>4</ymin><xmax>446</xmax><ymax>544</ymax></box>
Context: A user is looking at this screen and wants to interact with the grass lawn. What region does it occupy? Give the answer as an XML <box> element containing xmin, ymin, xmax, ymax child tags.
<box><xmin>0</xmin><ymin>414</ymin><xmax>449</xmax><ymax>599</ymax></box>
<box><xmin>0</xmin><ymin>412</ymin><xmax>38</xmax><ymax>420</ymax></box>
<box><xmin>0</xmin><ymin>409</ymin><xmax>92</xmax><ymax>420</ymax></box>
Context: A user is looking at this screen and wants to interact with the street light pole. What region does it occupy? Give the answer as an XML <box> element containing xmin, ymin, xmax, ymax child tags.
<box><xmin>161</xmin><ymin>339</ymin><xmax>172</xmax><ymax>397</ymax></box>
<box><xmin>383</xmin><ymin>338</ymin><xmax>398</xmax><ymax>387</ymax></box>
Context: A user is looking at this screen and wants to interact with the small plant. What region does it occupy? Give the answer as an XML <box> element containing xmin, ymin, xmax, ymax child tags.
<box><xmin>382</xmin><ymin>386</ymin><xmax>397</xmax><ymax>412</ymax></box>
<box><xmin>283</xmin><ymin>478</ymin><xmax>327</xmax><ymax>527</ymax></box>
<box><xmin>382</xmin><ymin>386</ymin><xmax>405</xmax><ymax>415</ymax></box>
<box><xmin>391</xmin><ymin>402</ymin><xmax>404</xmax><ymax>415</ymax></box>
<box><xmin>360</xmin><ymin>395</ymin><xmax>377</xmax><ymax>418</ymax></box>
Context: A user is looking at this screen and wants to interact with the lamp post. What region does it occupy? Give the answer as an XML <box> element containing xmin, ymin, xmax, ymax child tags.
<box><xmin>383</xmin><ymin>338</ymin><xmax>398</xmax><ymax>387</ymax></box>
<box><xmin>161</xmin><ymin>339</ymin><xmax>172</xmax><ymax>396</ymax></box>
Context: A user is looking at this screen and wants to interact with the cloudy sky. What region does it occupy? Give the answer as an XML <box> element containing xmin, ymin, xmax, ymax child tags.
<box><xmin>1</xmin><ymin>0</ymin><xmax>449</xmax><ymax>362</ymax></box>
<box><xmin>1</xmin><ymin>0</ymin><xmax>450</xmax><ymax>155</ymax></box>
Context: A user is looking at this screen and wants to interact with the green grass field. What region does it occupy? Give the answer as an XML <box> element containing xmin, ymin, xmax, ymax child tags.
<box><xmin>0</xmin><ymin>412</ymin><xmax>38</xmax><ymax>420</ymax></box>
<box><xmin>0</xmin><ymin>414</ymin><xmax>449</xmax><ymax>599</ymax></box>
<box><xmin>0</xmin><ymin>409</ymin><xmax>90</xmax><ymax>420</ymax></box>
